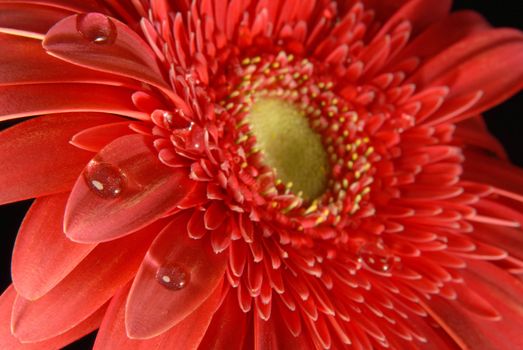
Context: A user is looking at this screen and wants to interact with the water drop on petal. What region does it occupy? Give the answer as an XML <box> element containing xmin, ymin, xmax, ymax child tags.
<box><xmin>358</xmin><ymin>241</ymin><xmax>396</xmax><ymax>273</ymax></box>
<box><xmin>84</xmin><ymin>161</ymin><xmax>126</xmax><ymax>198</ymax></box>
<box><xmin>76</xmin><ymin>13</ymin><xmax>117</xmax><ymax>45</ymax></box>
<box><xmin>156</xmin><ymin>264</ymin><xmax>189</xmax><ymax>291</ymax></box>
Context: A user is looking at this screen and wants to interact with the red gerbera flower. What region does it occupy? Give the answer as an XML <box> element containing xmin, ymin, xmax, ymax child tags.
<box><xmin>1</xmin><ymin>0</ymin><xmax>523</xmax><ymax>349</ymax></box>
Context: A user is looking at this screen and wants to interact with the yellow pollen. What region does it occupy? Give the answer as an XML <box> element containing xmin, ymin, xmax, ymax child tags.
<box><xmin>246</xmin><ymin>98</ymin><xmax>330</xmax><ymax>200</ymax></box>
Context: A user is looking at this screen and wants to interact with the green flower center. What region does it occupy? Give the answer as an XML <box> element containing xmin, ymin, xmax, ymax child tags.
<box><xmin>247</xmin><ymin>98</ymin><xmax>330</xmax><ymax>200</ymax></box>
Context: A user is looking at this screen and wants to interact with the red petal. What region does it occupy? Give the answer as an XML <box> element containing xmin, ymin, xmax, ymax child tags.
<box><xmin>64</xmin><ymin>134</ymin><xmax>196</xmax><ymax>243</ymax></box>
<box><xmin>143</xmin><ymin>280</ymin><xmax>223</xmax><ymax>347</ymax></box>
<box><xmin>204</xmin><ymin>201</ymin><xmax>227</xmax><ymax>230</ymax></box>
<box><xmin>11</xmin><ymin>223</ymin><xmax>161</xmax><ymax>342</ymax></box>
<box><xmin>0</xmin><ymin>285</ymin><xmax>106</xmax><ymax>349</ymax></box>
<box><xmin>94</xmin><ymin>284</ymin><xmax>154</xmax><ymax>349</ymax></box>
<box><xmin>374</xmin><ymin>0</ymin><xmax>451</xmax><ymax>40</ymax></box>
<box><xmin>125</xmin><ymin>213</ymin><xmax>227</xmax><ymax>338</ymax></box>
<box><xmin>423</xmin><ymin>261</ymin><xmax>523</xmax><ymax>350</ymax></box>
<box><xmin>454</xmin><ymin>117</ymin><xmax>507</xmax><ymax>159</ymax></box>
<box><xmin>198</xmin><ymin>289</ymin><xmax>249</xmax><ymax>350</ymax></box>
<box><xmin>0</xmin><ymin>83</ymin><xmax>147</xmax><ymax>122</ymax></box>
<box><xmin>0</xmin><ymin>113</ymin><xmax>123</xmax><ymax>205</ymax></box>
<box><xmin>254</xmin><ymin>311</ymin><xmax>312</xmax><ymax>349</ymax></box>
<box><xmin>0</xmin><ymin>0</ymin><xmax>106</xmax><ymax>13</ymax></box>
<box><xmin>0</xmin><ymin>33</ymin><xmax>136</xmax><ymax>86</ymax></box>
<box><xmin>410</xmin><ymin>29</ymin><xmax>523</xmax><ymax>122</ymax></box>
<box><xmin>357</xmin><ymin>0</ymin><xmax>409</xmax><ymax>24</ymax></box>
<box><xmin>95</xmin><ymin>280</ymin><xmax>221</xmax><ymax>350</ymax></box>
<box><xmin>463</xmin><ymin>150</ymin><xmax>523</xmax><ymax>195</ymax></box>
<box><xmin>391</xmin><ymin>10</ymin><xmax>489</xmax><ymax>67</ymax></box>
<box><xmin>12</xmin><ymin>193</ymin><xmax>96</xmax><ymax>300</ymax></box>
<box><xmin>43</xmin><ymin>13</ymin><xmax>182</xmax><ymax>105</ymax></box>
<box><xmin>0</xmin><ymin>5</ymin><xmax>72</xmax><ymax>39</ymax></box>
<box><xmin>453</xmin><ymin>283</ymin><xmax>501</xmax><ymax>320</ymax></box>
<box><xmin>70</xmin><ymin>121</ymin><xmax>133</xmax><ymax>152</ymax></box>
<box><xmin>0</xmin><ymin>1</ymin><xmax>106</xmax><ymax>39</ymax></box>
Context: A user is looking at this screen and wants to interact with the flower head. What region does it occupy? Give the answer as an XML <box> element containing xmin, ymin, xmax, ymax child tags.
<box><xmin>1</xmin><ymin>0</ymin><xmax>523</xmax><ymax>349</ymax></box>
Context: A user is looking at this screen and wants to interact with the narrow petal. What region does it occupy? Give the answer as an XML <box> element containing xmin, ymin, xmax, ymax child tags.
<box><xmin>198</xmin><ymin>289</ymin><xmax>249</xmax><ymax>350</ymax></box>
<box><xmin>0</xmin><ymin>0</ymin><xmax>107</xmax><ymax>13</ymax></box>
<box><xmin>391</xmin><ymin>10</ymin><xmax>490</xmax><ymax>66</ymax></box>
<box><xmin>410</xmin><ymin>29</ymin><xmax>523</xmax><ymax>123</ymax></box>
<box><xmin>454</xmin><ymin>117</ymin><xmax>507</xmax><ymax>159</ymax></box>
<box><xmin>409</xmin><ymin>29</ymin><xmax>523</xmax><ymax>87</ymax></box>
<box><xmin>70</xmin><ymin>122</ymin><xmax>133</xmax><ymax>152</ymax></box>
<box><xmin>125</xmin><ymin>213</ymin><xmax>227</xmax><ymax>339</ymax></box>
<box><xmin>422</xmin><ymin>261</ymin><xmax>523</xmax><ymax>350</ymax></box>
<box><xmin>463</xmin><ymin>150</ymin><xmax>523</xmax><ymax>195</ymax></box>
<box><xmin>0</xmin><ymin>286</ymin><xmax>106</xmax><ymax>349</ymax></box>
<box><xmin>12</xmin><ymin>193</ymin><xmax>96</xmax><ymax>300</ymax></box>
<box><xmin>357</xmin><ymin>0</ymin><xmax>409</xmax><ymax>24</ymax></box>
<box><xmin>64</xmin><ymin>134</ymin><xmax>196</xmax><ymax>243</ymax></box>
<box><xmin>0</xmin><ymin>4</ymin><xmax>72</xmax><ymax>39</ymax></box>
<box><xmin>148</xmin><ymin>280</ymin><xmax>223</xmax><ymax>349</ymax></box>
<box><xmin>43</xmin><ymin>13</ymin><xmax>173</xmax><ymax>98</ymax></box>
<box><xmin>0</xmin><ymin>33</ymin><xmax>138</xmax><ymax>87</ymax></box>
<box><xmin>10</xmin><ymin>223</ymin><xmax>161</xmax><ymax>342</ymax></box>
<box><xmin>95</xmin><ymin>281</ymin><xmax>222</xmax><ymax>350</ymax></box>
<box><xmin>254</xmin><ymin>312</ymin><xmax>312</xmax><ymax>349</ymax></box>
<box><xmin>0</xmin><ymin>83</ymin><xmax>147</xmax><ymax>122</ymax></box>
<box><xmin>94</xmin><ymin>284</ymin><xmax>159</xmax><ymax>349</ymax></box>
<box><xmin>374</xmin><ymin>0</ymin><xmax>451</xmax><ymax>39</ymax></box>
<box><xmin>0</xmin><ymin>113</ymin><xmax>123</xmax><ymax>205</ymax></box>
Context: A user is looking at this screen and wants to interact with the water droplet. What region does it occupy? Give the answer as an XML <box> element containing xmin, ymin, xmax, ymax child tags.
<box><xmin>162</xmin><ymin>111</ymin><xmax>173</xmax><ymax>127</ymax></box>
<box><xmin>156</xmin><ymin>264</ymin><xmax>189</xmax><ymax>291</ymax></box>
<box><xmin>84</xmin><ymin>161</ymin><xmax>126</xmax><ymax>198</ymax></box>
<box><xmin>76</xmin><ymin>13</ymin><xmax>117</xmax><ymax>45</ymax></box>
<box><xmin>357</xmin><ymin>241</ymin><xmax>396</xmax><ymax>273</ymax></box>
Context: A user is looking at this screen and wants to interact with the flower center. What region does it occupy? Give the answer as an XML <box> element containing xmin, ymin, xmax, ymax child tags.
<box><xmin>247</xmin><ymin>98</ymin><xmax>330</xmax><ymax>200</ymax></box>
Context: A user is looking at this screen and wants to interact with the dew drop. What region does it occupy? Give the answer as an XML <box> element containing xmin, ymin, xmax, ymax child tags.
<box><xmin>357</xmin><ymin>241</ymin><xmax>396</xmax><ymax>273</ymax></box>
<box><xmin>76</xmin><ymin>13</ymin><xmax>117</xmax><ymax>45</ymax></box>
<box><xmin>156</xmin><ymin>264</ymin><xmax>189</xmax><ymax>291</ymax></box>
<box><xmin>84</xmin><ymin>161</ymin><xmax>126</xmax><ymax>198</ymax></box>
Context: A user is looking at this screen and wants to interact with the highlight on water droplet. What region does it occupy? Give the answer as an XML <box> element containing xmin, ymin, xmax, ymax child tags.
<box><xmin>76</xmin><ymin>13</ymin><xmax>117</xmax><ymax>45</ymax></box>
<box><xmin>83</xmin><ymin>161</ymin><xmax>126</xmax><ymax>198</ymax></box>
<box><xmin>357</xmin><ymin>241</ymin><xmax>397</xmax><ymax>274</ymax></box>
<box><xmin>156</xmin><ymin>264</ymin><xmax>189</xmax><ymax>291</ymax></box>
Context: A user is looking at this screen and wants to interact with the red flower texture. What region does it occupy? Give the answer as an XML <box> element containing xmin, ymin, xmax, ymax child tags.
<box><xmin>1</xmin><ymin>0</ymin><xmax>523</xmax><ymax>349</ymax></box>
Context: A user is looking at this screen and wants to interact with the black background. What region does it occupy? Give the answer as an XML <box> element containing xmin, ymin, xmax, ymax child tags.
<box><xmin>0</xmin><ymin>1</ymin><xmax>522</xmax><ymax>348</ymax></box>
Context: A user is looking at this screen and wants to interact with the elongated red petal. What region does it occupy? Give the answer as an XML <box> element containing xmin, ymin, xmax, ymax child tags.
<box><xmin>0</xmin><ymin>83</ymin><xmax>147</xmax><ymax>122</ymax></box>
<box><xmin>199</xmin><ymin>289</ymin><xmax>249</xmax><ymax>350</ymax></box>
<box><xmin>70</xmin><ymin>121</ymin><xmax>133</xmax><ymax>152</ymax></box>
<box><xmin>0</xmin><ymin>33</ymin><xmax>137</xmax><ymax>87</ymax></box>
<box><xmin>95</xmin><ymin>281</ymin><xmax>222</xmax><ymax>349</ymax></box>
<box><xmin>392</xmin><ymin>10</ymin><xmax>489</xmax><ymax>65</ymax></box>
<box><xmin>125</xmin><ymin>213</ymin><xmax>227</xmax><ymax>339</ymax></box>
<box><xmin>43</xmin><ymin>13</ymin><xmax>169</xmax><ymax>93</ymax></box>
<box><xmin>254</xmin><ymin>312</ymin><xmax>312</xmax><ymax>350</ymax></box>
<box><xmin>357</xmin><ymin>0</ymin><xmax>409</xmax><ymax>24</ymax></box>
<box><xmin>463</xmin><ymin>150</ymin><xmax>523</xmax><ymax>195</ymax></box>
<box><xmin>422</xmin><ymin>261</ymin><xmax>523</xmax><ymax>350</ymax></box>
<box><xmin>0</xmin><ymin>4</ymin><xmax>72</xmax><ymax>39</ymax></box>
<box><xmin>0</xmin><ymin>113</ymin><xmax>123</xmax><ymax>205</ymax></box>
<box><xmin>0</xmin><ymin>286</ymin><xmax>106</xmax><ymax>349</ymax></box>
<box><xmin>64</xmin><ymin>134</ymin><xmax>196</xmax><ymax>243</ymax></box>
<box><xmin>410</xmin><ymin>29</ymin><xmax>523</xmax><ymax>123</ymax></box>
<box><xmin>12</xmin><ymin>193</ymin><xmax>96</xmax><ymax>300</ymax></box>
<box><xmin>374</xmin><ymin>0</ymin><xmax>451</xmax><ymax>39</ymax></box>
<box><xmin>1</xmin><ymin>0</ymin><xmax>106</xmax><ymax>13</ymax></box>
<box><xmin>94</xmin><ymin>284</ymin><xmax>157</xmax><ymax>349</ymax></box>
<box><xmin>11</xmin><ymin>223</ymin><xmax>161</xmax><ymax>342</ymax></box>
